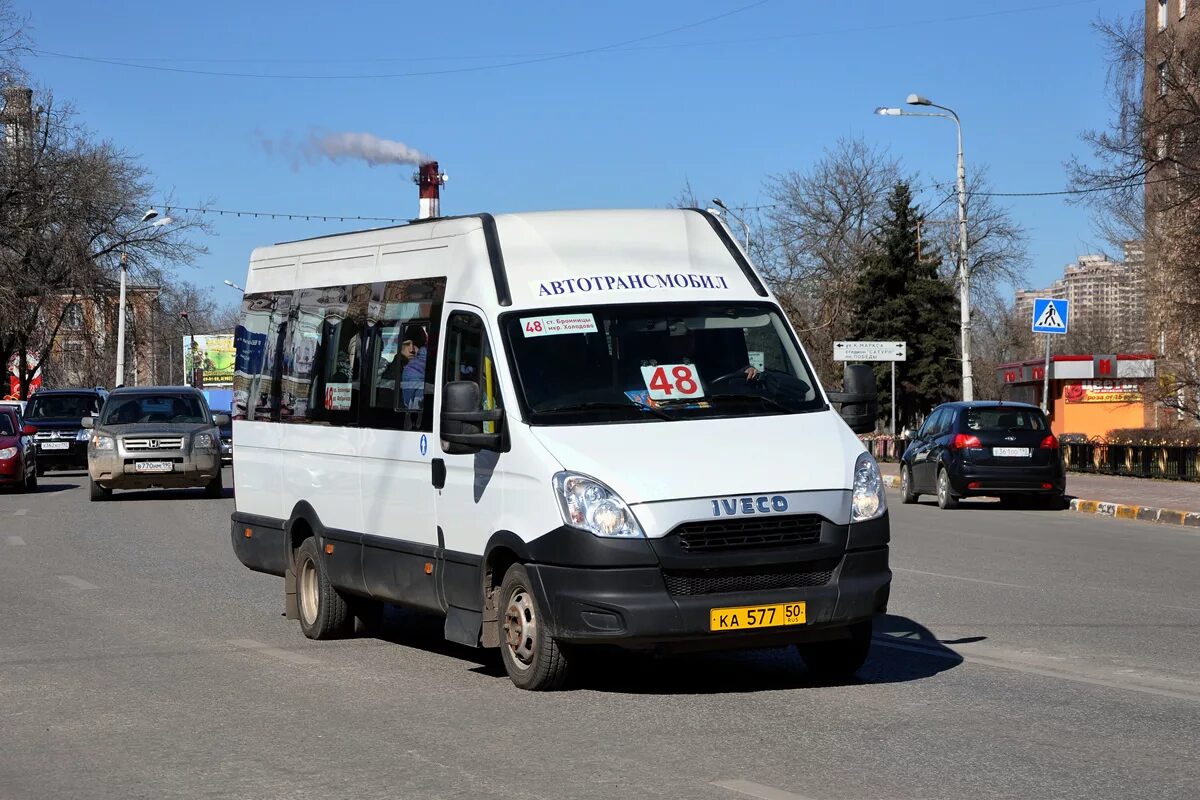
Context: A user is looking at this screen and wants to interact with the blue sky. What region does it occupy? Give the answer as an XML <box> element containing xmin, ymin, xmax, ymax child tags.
<box><xmin>18</xmin><ymin>0</ymin><xmax>1132</xmax><ymax>306</ymax></box>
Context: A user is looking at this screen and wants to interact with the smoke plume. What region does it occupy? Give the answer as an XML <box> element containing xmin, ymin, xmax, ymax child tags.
<box><xmin>261</xmin><ymin>130</ymin><xmax>432</xmax><ymax>170</ymax></box>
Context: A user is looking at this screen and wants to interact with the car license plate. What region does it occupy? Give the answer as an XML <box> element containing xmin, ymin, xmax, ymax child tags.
<box><xmin>134</xmin><ymin>461</ymin><xmax>173</xmax><ymax>473</ymax></box>
<box><xmin>40</xmin><ymin>441</ymin><xmax>69</xmax><ymax>450</ymax></box>
<box><xmin>993</xmin><ymin>447</ymin><xmax>1031</xmax><ymax>457</ymax></box>
<box><xmin>710</xmin><ymin>601</ymin><xmax>806</xmax><ymax>631</ymax></box>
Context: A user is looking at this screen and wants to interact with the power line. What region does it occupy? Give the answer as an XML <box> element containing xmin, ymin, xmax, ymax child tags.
<box><xmin>31</xmin><ymin>0</ymin><xmax>771</xmax><ymax>81</ymax></box>
<box><xmin>30</xmin><ymin>0</ymin><xmax>1097</xmax><ymax>80</ymax></box>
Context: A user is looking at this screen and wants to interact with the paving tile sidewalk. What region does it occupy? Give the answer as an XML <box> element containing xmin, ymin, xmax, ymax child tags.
<box><xmin>878</xmin><ymin>461</ymin><xmax>1200</xmax><ymax>515</ymax></box>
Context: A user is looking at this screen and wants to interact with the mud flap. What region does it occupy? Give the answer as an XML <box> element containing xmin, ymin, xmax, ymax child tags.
<box><xmin>284</xmin><ymin>565</ymin><xmax>299</xmax><ymax>620</ymax></box>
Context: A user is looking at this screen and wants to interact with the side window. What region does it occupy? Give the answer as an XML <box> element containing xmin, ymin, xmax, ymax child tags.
<box><xmin>233</xmin><ymin>291</ymin><xmax>293</xmax><ymax>421</ymax></box>
<box><xmin>362</xmin><ymin>277</ymin><xmax>446</xmax><ymax>432</ymax></box>
<box><xmin>917</xmin><ymin>409</ymin><xmax>939</xmax><ymax>439</ymax></box>
<box><xmin>934</xmin><ymin>408</ymin><xmax>957</xmax><ymax>438</ymax></box>
<box><xmin>281</xmin><ymin>284</ymin><xmax>368</xmax><ymax>425</ymax></box>
<box><xmin>441</xmin><ymin>312</ymin><xmax>503</xmax><ymax>436</ymax></box>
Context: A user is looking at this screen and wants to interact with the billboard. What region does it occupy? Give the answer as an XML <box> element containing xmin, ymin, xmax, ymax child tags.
<box><xmin>1064</xmin><ymin>380</ymin><xmax>1143</xmax><ymax>404</ymax></box>
<box><xmin>183</xmin><ymin>334</ymin><xmax>235</xmax><ymax>388</ymax></box>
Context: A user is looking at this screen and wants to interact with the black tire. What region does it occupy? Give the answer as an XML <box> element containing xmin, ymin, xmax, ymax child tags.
<box><xmin>203</xmin><ymin>470</ymin><xmax>223</xmax><ymax>499</ymax></box>
<box><xmin>1040</xmin><ymin>492</ymin><xmax>1066</xmax><ymax>511</ymax></box>
<box><xmin>498</xmin><ymin>563</ymin><xmax>570</xmax><ymax>691</ymax></box>
<box><xmin>23</xmin><ymin>467</ymin><xmax>37</xmax><ymax>492</ymax></box>
<box><xmin>798</xmin><ymin>621</ymin><xmax>873</xmax><ymax>679</ymax></box>
<box><xmin>35</xmin><ymin>463</ymin><xmax>44</xmax><ymax>477</ymax></box>
<box><xmin>294</xmin><ymin>537</ymin><xmax>354</xmax><ymax>640</ymax></box>
<box><xmin>899</xmin><ymin>465</ymin><xmax>918</xmax><ymax>504</ymax></box>
<box><xmin>936</xmin><ymin>468</ymin><xmax>959</xmax><ymax>510</ymax></box>
<box><xmin>88</xmin><ymin>479</ymin><xmax>110</xmax><ymax>502</ymax></box>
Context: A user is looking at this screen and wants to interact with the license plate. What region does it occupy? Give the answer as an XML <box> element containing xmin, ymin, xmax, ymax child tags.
<box><xmin>710</xmin><ymin>601</ymin><xmax>806</xmax><ymax>631</ymax></box>
<box><xmin>993</xmin><ymin>447</ymin><xmax>1031</xmax><ymax>457</ymax></box>
<box><xmin>40</xmin><ymin>441</ymin><xmax>69</xmax><ymax>450</ymax></box>
<box><xmin>134</xmin><ymin>461</ymin><xmax>173</xmax><ymax>473</ymax></box>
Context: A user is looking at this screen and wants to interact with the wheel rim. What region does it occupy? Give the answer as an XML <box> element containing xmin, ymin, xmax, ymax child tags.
<box><xmin>503</xmin><ymin>585</ymin><xmax>538</xmax><ymax>670</ymax></box>
<box><xmin>938</xmin><ymin>472</ymin><xmax>948</xmax><ymax>502</ymax></box>
<box><xmin>901</xmin><ymin>468</ymin><xmax>909</xmax><ymax>495</ymax></box>
<box><xmin>299</xmin><ymin>555</ymin><xmax>319</xmax><ymax>626</ymax></box>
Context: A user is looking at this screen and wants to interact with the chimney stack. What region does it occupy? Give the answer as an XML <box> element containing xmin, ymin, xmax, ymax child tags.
<box><xmin>414</xmin><ymin>161</ymin><xmax>446</xmax><ymax>219</ymax></box>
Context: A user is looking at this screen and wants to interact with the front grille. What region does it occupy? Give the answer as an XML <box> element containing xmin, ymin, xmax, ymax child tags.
<box><xmin>123</xmin><ymin>437</ymin><xmax>185</xmax><ymax>451</ymax></box>
<box><xmin>663</xmin><ymin>567</ymin><xmax>834</xmax><ymax>596</ymax></box>
<box><xmin>673</xmin><ymin>514</ymin><xmax>823</xmax><ymax>553</ymax></box>
<box><xmin>34</xmin><ymin>430</ymin><xmax>76</xmax><ymax>441</ymax></box>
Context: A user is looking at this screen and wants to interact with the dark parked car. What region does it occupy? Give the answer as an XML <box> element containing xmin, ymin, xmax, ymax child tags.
<box><xmin>898</xmin><ymin>401</ymin><xmax>1065</xmax><ymax>509</ymax></box>
<box><xmin>23</xmin><ymin>388</ymin><xmax>108</xmax><ymax>474</ymax></box>
<box><xmin>0</xmin><ymin>406</ymin><xmax>38</xmax><ymax>491</ymax></box>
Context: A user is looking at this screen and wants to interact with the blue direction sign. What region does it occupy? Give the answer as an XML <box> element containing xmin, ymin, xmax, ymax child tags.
<box><xmin>1031</xmin><ymin>298</ymin><xmax>1069</xmax><ymax>334</ymax></box>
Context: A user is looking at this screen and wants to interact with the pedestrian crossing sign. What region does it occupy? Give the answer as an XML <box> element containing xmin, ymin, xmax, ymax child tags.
<box><xmin>1032</xmin><ymin>298</ymin><xmax>1069</xmax><ymax>334</ymax></box>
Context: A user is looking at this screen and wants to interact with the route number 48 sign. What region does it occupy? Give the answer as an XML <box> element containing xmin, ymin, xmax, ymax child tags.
<box><xmin>640</xmin><ymin>363</ymin><xmax>705</xmax><ymax>400</ymax></box>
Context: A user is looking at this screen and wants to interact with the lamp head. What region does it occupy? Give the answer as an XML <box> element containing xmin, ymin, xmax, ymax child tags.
<box><xmin>140</xmin><ymin>209</ymin><xmax>159</xmax><ymax>223</ymax></box>
<box><xmin>711</xmin><ymin>197</ymin><xmax>729</xmax><ymax>211</ymax></box>
<box><xmin>151</xmin><ymin>216</ymin><xmax>173</xmax><ymax>227</ymax></box>
<box><xmin>875</xmin><ymin>107</ymin><xmax>902</xmax><ymax>116</ymax></box>
<box><xmin>906</xmin><ymin>94</ymin><xmax>933</xmax><ymax>106</ymax></box>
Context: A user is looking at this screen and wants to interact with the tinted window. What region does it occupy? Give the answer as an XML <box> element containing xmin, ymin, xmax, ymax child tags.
<box><xmin>0</xmin><ymin>412</ymin><xmax>14</xmax><ymax>435</ymax></box>
<box><xmin>101</xmin><ymin>394</ymin><xmax>207</xmax><ymax>425</ymax></box>
<box><xmin>26</xmin><ymin>394</ymin><xmax>100</xmax><ymax>420</ymax></box>
<box><xmin>280</xmin><ymin>284</ymin><xmax>367</xmax><ymax>425</ymax></box>
<box><xmin>234</xmin><ymin>291</ymin><xmax>293</xmax><ymax>422</ymax></box>
<box><xmin>362</xmin><ymin>278</ymin><xmax>446</xmax><ymax>432</ymax></box>
<box><xmin>965</xmin><ymin>407</ymin><xmax>1046</xmax><ymax>432</ymax></box>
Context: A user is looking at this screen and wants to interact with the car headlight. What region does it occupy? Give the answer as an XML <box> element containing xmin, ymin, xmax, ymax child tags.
<box><xmin>0</xmin><ymin>446</ymin><xmax>17</xmax><ymax>460</ymax></box>
<box><xmin>193</xmin><ymin>433</ymin><xmax>214</xmax><ymax>450</ymax></box>
<box><xmin>76</xmin><ymin>429</ymin><xmax>91</xmax><ymax>441</ymax></box>
<box><xmin>91</xmin><ymin>435</ymin><xmax>114</xmax><ymax>451</ymax></box>
<box><xmin>553</xmin><ymin>472</ymin><xmax>645</xmax><ymax>538</ymax></box>
<box><xmin>851</xmin><ymin>451</ymin><xmax>887</xmax><ymax>523</ymax></box>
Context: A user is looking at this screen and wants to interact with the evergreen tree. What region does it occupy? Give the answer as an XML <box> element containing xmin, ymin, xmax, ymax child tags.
<box><xmin>849</xmin><ymin>183</ymin><xmax>960</xmax><ymax>429</ymax></box>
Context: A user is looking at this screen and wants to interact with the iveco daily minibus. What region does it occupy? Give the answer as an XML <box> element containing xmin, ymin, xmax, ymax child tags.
<box><xmin>229</xmin><ymin>209</ymin><xmax>889</xmax><ymax>690</ymax></box>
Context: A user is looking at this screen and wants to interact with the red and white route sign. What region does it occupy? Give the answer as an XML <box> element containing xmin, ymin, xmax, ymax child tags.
<box><xmin>639</xmin><ymin>363</ymin><xmax>705</xmax><ymax>401</ymax></box>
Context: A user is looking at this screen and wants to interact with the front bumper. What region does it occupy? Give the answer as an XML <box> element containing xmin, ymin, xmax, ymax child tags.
<box><xmin>35</xmin><ymin>440</ymin><xmax>88</xmax><ymax>469</ymax></box>
<box><xmin>524</xmin><ymin>514</ymin><xmax>891</xmax><ymax>652</ymax></box>
<box><xmin>89</xmin><ymin>447</ymin><xmax>221</xmax><ymax>489</ymax></box>
<box><xmin>0</xmin><ymin>457</ymin><xmax>25</xmax><ymax>484</ymax></box>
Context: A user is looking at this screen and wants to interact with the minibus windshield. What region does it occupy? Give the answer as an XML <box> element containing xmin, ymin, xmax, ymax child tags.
<box><xmin>502</xmin><ymin>302</ymin><xmax>826</xmax><ymax>425</ymax></box>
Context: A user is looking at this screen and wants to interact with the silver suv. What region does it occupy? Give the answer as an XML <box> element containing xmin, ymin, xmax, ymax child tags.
<box><xmin>84</xmin><ymin>386</ymin><xmax>230</xmax><ymax>501</ymax></box>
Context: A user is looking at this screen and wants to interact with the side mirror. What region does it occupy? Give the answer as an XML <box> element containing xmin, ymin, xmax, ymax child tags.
<box><xmin>213</xmin><ymin>413</ymin><xmax>231</xmax><ymax>427</ymax></box>
<box><xmin>826</xmin><ymin>364</ymin><xmax>879</xmax><ymax>435</ymax></box>
<box><xmin>440</xmin><ymin>381</ymin><xmax>504</xmax><ymax>454</ymax></box>
<box><xmin>900</xmin><ymin>427</ymin><xmax>913</xmax><ymax>442</ymax></box>
<box><xmin>22</xmin><ymin>424</ymin><xmax>37</xmax><ymax>435</ymax></box>
<box><xmin>81</xmin><ymin>417</ymin><xmax>94</xmax><ymax>429</ymax></box>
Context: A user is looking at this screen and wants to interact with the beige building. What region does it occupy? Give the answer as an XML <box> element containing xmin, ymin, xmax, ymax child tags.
<box><xmin>1015</xmin><ymin>244</ymin><xmax>1146</xmax><ymax>350</ymax></box>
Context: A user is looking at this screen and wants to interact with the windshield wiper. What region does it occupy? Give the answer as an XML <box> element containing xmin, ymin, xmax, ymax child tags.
<box><xmin>702</xmin><ymin>393</ymin><xmax>795</xmax><ymax>414</ymax></box>
<box><xmin>534</xmin><ymin>401</ymin><xmax>674</xmax><ymax>421</ymax></box>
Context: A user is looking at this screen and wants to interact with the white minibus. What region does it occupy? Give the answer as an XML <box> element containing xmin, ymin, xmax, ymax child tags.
<box><xmin>230</xmin><ymin>209</ymin><xmax>889</xmax><ymax>690</ymax></box>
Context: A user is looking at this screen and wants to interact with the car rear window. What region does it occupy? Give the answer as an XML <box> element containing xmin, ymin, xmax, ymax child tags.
<box><xmin>964</xmin><ymin>407</ymin><xmax>1046</xmax><ymax>432</ymax></box>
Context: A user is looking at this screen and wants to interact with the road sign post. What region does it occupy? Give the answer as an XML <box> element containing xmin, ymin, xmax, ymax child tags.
<box><xmin>834</xmin><ymin>341</ymin><xmax>907</xmax><ymax>434</ymax></box>
<box><xmin>1030</xmin><ymin>298</ymin><xmax>1069</xmax><ymax>414</ymax></box>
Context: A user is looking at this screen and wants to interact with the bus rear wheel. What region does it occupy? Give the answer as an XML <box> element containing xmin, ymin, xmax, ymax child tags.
<box><xmin>295</xmin><ymin>537</ymin><xmax>354</xmax><ymax>640</ymax></box>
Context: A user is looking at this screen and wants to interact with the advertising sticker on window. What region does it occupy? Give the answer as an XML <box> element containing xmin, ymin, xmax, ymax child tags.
<box><xmin>324</xmin><ymin>383</ymin><xmax>353</xmax><ymax>411</ymax></box>
<box><xmin>520</xmin><ymin>313</ymin><xmax>599</xmax><ymax>337</ymax></box>
<box><xmin>640</xmin><ymin>363</ymin><xmax>705</xmax><ymax>401</ymax></box>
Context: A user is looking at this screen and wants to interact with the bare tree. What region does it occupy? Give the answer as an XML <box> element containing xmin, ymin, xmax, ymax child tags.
<box><xmin>757</xmin><ymin>138</ymin><xmax>903</xmax><ymax>382</ymax></box>
<box><xmin>0</xmin><ymin>0</ymin><xmax>29</xmax><ymax>82</ymax></box>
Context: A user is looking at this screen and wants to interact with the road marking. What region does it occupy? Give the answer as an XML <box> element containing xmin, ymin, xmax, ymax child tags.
<box><xmin>229</xmin><ymin>638</ymin><xmax>321</xmax><ymax>666</ymax></box>
<box><xmin>713</xmin><ymin>780</ymin><xmax>819</xmax><ymax>800</ymax></box>
<box><xmin>892</xmin><ymin>566</ymin><xmax>1034</xmax><ymax>590</ymax></box>
<box><xmin>6</xmin><ymin>536</ymin><xmax>25</xmax><ymax>546</ymax></box>
<box><xmin>1165</xmin><ymin>605</ymin><xmax>1200</xmax><ymax>613</ymax></box>
<box><xmin>56</xmin><ymin>575</ymin><xmax>97</xmax><ymax>590</ymax></box>
<box><xmin>874</xmin><ymin>637</ymin><xmax>1200</xmax><ymax>703</ymax></box>
<box><xmin>13</xmin><ymin>508</ymin><xmax>27</xmax><ymax>516</ymax></box>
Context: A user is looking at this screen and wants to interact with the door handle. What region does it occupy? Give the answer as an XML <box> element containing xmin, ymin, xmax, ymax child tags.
<box><xmin>432</xmin><ymin>458</ymin><xmax>446</xmax><ymax>490</ymax></box>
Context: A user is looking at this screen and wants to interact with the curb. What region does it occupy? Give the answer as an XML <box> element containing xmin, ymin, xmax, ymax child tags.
<box><xmin>881</xmin><ymin>474</ymin><xmax>1200</xmax><ymax>528</ymax></box>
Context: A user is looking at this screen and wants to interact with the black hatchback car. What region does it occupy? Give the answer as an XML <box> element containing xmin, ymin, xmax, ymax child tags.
<box><xmin>899</xmin><ymin>401</ymin><xmax>1065</xmax><ymax>509</ymax></box>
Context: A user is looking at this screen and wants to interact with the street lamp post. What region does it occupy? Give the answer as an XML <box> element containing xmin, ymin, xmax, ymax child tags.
<box><xmin>223</xmin><ymin>279</ymin><xmax>245</xmax><ymax>293</ymax></box>
<box><xmin>180</xmin><ymin>310</ymin><xmax>196</xmax><ymax>388</ymax></box>
<box><xmin>115</xmin><ymin>209</ymin><xmax>173</xmax><ymax>387</ymax></box>
<box><xmin>711</xmin><ymin>198</ymin><xmax>752</xmax><ymax>254</ymax></box>
<box><xmin>875</xmin><ymin>95</ymin><xmax>974</xmax><ymax>401</ymax></box>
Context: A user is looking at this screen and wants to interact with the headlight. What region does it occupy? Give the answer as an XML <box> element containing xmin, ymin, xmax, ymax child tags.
<box><xmin>76</xmin><ymin>429</ymin><xmax>91</xmax><ymax>441</ymax></box>
<box><xmin>851</xmin><ymin>452</ymin><xmax>887</xmax><ymax>522</ymax></box>
<box><xmin>91</xmin><ymin>435</ymin><xmax>114</xmax><ymax>451</ymax></box>
<box><xmin>553</xmin><ymin>472</ymin><xmax>645</xmax><ymax>538</ymax></box>
<box><xmin>0</xmin><ymin>447</ymin><xmax>17</xmax><ymax>460</ymax></box>
<box><xmin>194</xmin><ymin>433</ymin><xmax>214</xmax><ymax>449</ymax></box>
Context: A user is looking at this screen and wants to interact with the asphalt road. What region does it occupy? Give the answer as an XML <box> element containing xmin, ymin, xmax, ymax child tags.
<box><xmin>1</xmin><ymin>471</ymin><xmax>1198</xmax><ymax>800</ymax></box>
